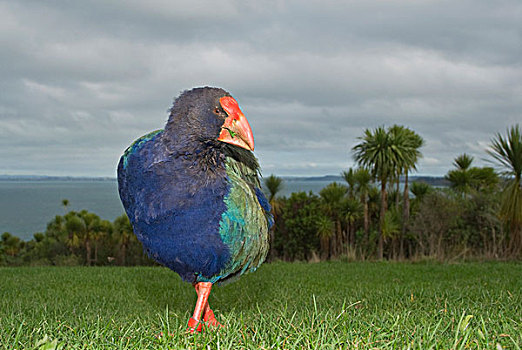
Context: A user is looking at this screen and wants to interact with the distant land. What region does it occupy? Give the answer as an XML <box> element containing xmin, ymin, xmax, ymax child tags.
<box><xmin>0</xmin><ymin>175</ymin><xmax>115</xmax><ymax>181</ymax></box>
<box><xmin>0</xmin><ymin>174</ymin><xmax>449</xmax><ymax>187</ymax></box>
<box><xmin>281</xmin><ymin>175</ymin><xmax>450</xmax><ymax>187</ymax></box>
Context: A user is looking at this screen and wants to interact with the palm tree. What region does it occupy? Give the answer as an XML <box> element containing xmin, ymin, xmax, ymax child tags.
<box><xmin>341</xmin><ymin>168</ymin><xmax>356</xmax><ymax>199</ymax></box>
<box><xmin>61</xmin><ymin>199</ymin><xmax>69</xmax><ymax>213</ymax></box>
<box><xmin>410</xmin><ymin>182</ymin><xmax>432</xmax><ymax>203</ymax></box>
<box><xmin>1</xmin><ymin>232</ymin><xmax>22</xmax><ymax>257</ymax></box>
<box><xmin>388</xmin><ymin>125</ymin><xmax>424</xmax><ymax>257</ymax></box>
<box><xmin>264</xmin><ymin>174</ymin><xmax>284</xmax><ymax>216</ymax></box>
<box><xmin>447</xmin><ymin>154</ymin><xmax>500</xmax><ymax>195</ymax></box>
<box><xmin>79</xmin><ymin>211</ymin><xmax>103</xmax><ymax>266</ymax></box>
<box><xmin>263</xmin><ymin>174</ymin><xmax>284</xmax><ymax>260</ymax></box>
<box><xmin>381</xmin><ymin>211</ymin><xmax>400</xmax><ymax>245</ymax></box>
<box><xmin>320</xmin><ymin>182</ymin><xmax>348</xmax><ymax>258</ymax></box>
<box><xmin>342</xmin><ymin>197</ymin><xmax>363</xmax><ymax>250</ymax></box>
<box><xmin>92</xmin><ymin>219</ymin><xmax>111</xmax><ymax>265</ymax></box>
<box><xmin>353</xmin><ymin>167</ymin><xmax>372</xmax><ymax>239</ymax></box>
<box><xmin>487</xmin><ymin>124</ymin><xmax>522</xmax><ymax>256</ymax></box>
<box><xmin>64</xmin><ymin>212</ymin><xmax>85</xmax><ymax>255</ymax></box>
<box><xmin>454</xmin><ymin>153</ymin><xmax>474</xmax><ymax>170</ymax></box>
<box><xmin>353</xmin><ymin>126</ymin><xmax>399</xmax><ymax>259</ymax></box>
<box><xmin>446</xmin><ymin>154</ymin><xmax>475</xmax><ymax>195</ymax></box>
<box><xmin>316</xmin><ymin>216</ymin><xmax>334</xmax><ymax>260</ymax></box>
<box><xmin>113</xmin><ymin>215</ymin><xmax>134</xmax><ymax>265</ymax></box>
<box><xmin>467</xmin><ymin>167</ymin><xmax>499</xmax><ymax>193</ymax></box>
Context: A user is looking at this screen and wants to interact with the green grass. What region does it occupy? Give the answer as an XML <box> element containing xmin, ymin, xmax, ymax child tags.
<box><xmin>1</xmin><ymin>262</ymin><xmax>521</xmax><ymax>349</ymax></box>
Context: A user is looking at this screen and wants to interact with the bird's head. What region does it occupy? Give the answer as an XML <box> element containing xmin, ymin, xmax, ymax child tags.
<box><xmin>165</xmin><ymin>87</ymin><xmax>254</xmax><ymax>151</ymax></box>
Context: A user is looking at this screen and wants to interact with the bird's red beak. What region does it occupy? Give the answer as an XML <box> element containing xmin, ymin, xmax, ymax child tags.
<box><xmin>217</xmin><ymin>96</ymin><xmax>255</xmax><ymax>151</ymax></box>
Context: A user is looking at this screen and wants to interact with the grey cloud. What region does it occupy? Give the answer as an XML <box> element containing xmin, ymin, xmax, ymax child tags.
<box><xmin>1</xmin><ymin>0</ymin><xmax>521</xmax><ymax>177</ymax></box>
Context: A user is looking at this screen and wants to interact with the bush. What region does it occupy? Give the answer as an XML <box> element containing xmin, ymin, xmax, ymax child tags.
<box><xmin>53</xmin><ymin>254</ymin><xmax>81</xmax><ymax>266</ymax></box>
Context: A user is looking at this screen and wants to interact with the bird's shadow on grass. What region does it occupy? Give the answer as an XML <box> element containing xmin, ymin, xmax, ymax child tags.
<box><xmin>132</xmin><ymin>264</ymin><xmax>285</xmax><ymax>317</ymax></box>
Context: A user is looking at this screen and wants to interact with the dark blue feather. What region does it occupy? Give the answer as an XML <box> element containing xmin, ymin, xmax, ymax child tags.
<box><xmin>117</xmin><ymin>87</ymin><xmax>270</xmax><ymax>284</ymax></box>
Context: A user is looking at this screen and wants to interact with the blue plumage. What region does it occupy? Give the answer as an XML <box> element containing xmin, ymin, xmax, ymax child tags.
<box><xmin>117</xmin><ymin>87</ymin><xmax>271</xmax><ymax>285</ymax></box>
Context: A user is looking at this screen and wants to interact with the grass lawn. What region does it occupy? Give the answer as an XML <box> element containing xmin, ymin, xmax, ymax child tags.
<box><xmin>1</xmin><ymin>262</ymin><xmax>521</xmax><ymax>349</ymax></box>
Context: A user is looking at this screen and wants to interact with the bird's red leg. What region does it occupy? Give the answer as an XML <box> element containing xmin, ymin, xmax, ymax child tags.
<box><xmin>192</xmin><ymin>283</ymin><xmax>222</xmax><ymax>328</ymax></box>
<box><xmin>187</xmin><ymin>282</ymin><xmax>212</xmax><ymax>333</ymax></box>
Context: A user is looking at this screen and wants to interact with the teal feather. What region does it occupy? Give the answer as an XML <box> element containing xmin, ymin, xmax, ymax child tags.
<box><xmin>197</xmin><ymin>155</ymin><xmax>269</xmax><ymax>284</ymax></box>
<box><xmin>122</xmin><ymin>129</ymin><xmax>163</xmax><ymax>169</ymax></box>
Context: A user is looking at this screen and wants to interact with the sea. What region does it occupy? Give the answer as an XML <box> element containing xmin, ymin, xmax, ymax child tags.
<box><xmin>0</xmin><ymin>179</ymin><xmax>334</xmax><ymax>241</ymax></box>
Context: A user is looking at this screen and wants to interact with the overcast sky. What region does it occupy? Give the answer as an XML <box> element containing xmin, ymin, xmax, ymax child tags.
<box><xmin>1</xmin><ymin>0</ymin><xmax>521</xmax><ymax>177</ymax></box>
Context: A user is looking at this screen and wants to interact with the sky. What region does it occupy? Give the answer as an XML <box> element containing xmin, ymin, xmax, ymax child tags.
<box><xmin>1</xmin><ymin>0</ymin><xmax>521</xmax><ymax>177</ymax></box>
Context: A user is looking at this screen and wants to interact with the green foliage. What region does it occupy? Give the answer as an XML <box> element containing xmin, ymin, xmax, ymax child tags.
<box><xmin>352</xmin><ymin>126</ymin><xmax>396</xmax><ymax>182</ymax></box>
<box><xmin>487</xmin><ymin>124</ymin><xmax>522</xmax><ymax>179</ymax></box>
<box><xmin>409</xmin><ymin>191</ymin><xmax>463</xmax><ymax>257</ymax></box>
<box><xmin>410</xmin><ymin>181</ymin><xmax>432</xmax><ymax>200</ymax></box>
<box><xmin>353</xmin><ymin>167</ymin><xmax>372</xmax><ymax>194</ymax></box>
<box><xmin>381</xmin><ymin>210</ymin><xmax>400</xmax><ymax>241</ymax></box>
<box><xmin>453</xmin><ymin>153</ymin><xmax>474</xmax><ymax>171</ymax></box>
<box><xmin>0</xmin><ymin>263</ymin><xmax>521</xmax><ymax>349</ymax></box>
<box><xmin>341</xmin><ymin>168</ymin><xmax>356</xmax><ymax>198</ymax></box>
<box><xmin>352</xmin><ymin>125</ymin><xmax>424</xmax><ymax>259</ymax></box>
<box><xmin>273</xmin><ymin>192</ymin><xmax>322</xmax><ymax>261</ymax></box>
<box><xmin>1</xmin><ymin>232</ymin><xmax>23</xmax><ymax>258</ymax></box>
<box><xmin>388</xmin><ymin>124</ymin><xmax>424</xmax><ymax>173</ymax></box>
<box><xmin>0</xmin><ymin>205</ymin><xmax>154</xmax><ymax>267</ymax></box>
<box><xmin>263</xmin><ymin>174</ymin><xmax>283</xmax><ymax>203</ymax></box>
<box><xmin>487</xmin><ymin>124</ymin><xmax>522</xmax><ymax>256</ymax></box>
<box><xmin>446</xmin><ymin>154</ymin><xmax>500</xmax><ymax>195</ymax></box>
<box><xmin>319</xmin><ymin>182</ymin><xmax>347</xmax><ymax>218</ymax></box>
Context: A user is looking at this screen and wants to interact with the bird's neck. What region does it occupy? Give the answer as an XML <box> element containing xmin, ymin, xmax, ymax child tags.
<box><xmin>161</xmin><ymin>132</ymin><xmax>259</xmax><ymax>175</ymax></box>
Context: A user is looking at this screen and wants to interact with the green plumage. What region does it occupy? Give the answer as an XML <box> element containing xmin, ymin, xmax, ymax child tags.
<box><xmin>197</xmin><ymin>155</ymin><xmax>269</xmax><ymax>284</ymax></box>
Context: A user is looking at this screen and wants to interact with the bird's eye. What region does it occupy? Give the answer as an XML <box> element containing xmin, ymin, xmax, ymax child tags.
<box><xmin>213</xmin><ymin>107</ymin><xmax>221</xmax><ymax>115</ymax></box>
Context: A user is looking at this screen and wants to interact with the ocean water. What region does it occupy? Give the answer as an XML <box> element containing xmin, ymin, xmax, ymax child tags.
<box><xmin>0</xmin><ymin>179</ymin><xmax>335</xmax><ymax>241</ymax></box>
<box><xmin>0</xmin><ymin>180</ymin><xmax>125</xmax><ymax>241</ymax></box>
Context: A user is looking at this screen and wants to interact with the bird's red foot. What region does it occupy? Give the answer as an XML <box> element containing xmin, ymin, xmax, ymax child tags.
<box><xmin>186</xmin><ymin>312</ymin><xmax>223</xmax><ymax>333</ymax></box>
<box><xmin>187</xmin><ymin>282</ymin><xmax>224</xmax><ymax>333</ymax></box>
<box><xmin>203</xmin><ymin>309</ymin><xmax>224</xmax><ymax>328</ymax></box>
<box><xmin>186</xmin><ymin>317</ymin><xmax>203</xmax><ymax>333</ymax></box>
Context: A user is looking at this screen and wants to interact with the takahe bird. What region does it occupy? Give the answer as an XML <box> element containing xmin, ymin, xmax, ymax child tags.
<box><xmin>117</xmin><ymin>87</ymin><xmax>272</xmax><ymax>332</ymax></box>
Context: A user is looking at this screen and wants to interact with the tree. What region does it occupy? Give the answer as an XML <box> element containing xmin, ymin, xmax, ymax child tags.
<box><xmin>80</xmin><ymin>211</ymin><xmax>101</xmax><ymax>266</ymax></box>
<box><xmin>61</xmin><ymin>199</ymin><xmax>69</xmax><ymax>213</ymax></box>
<box><xmin>341</xmin><ymin>168</ymin><xmax>356</xmax><ymax>199</ymax></box>
<box><xmin>92</xmin><ymin>219</ymin><xmax>112</xmax><ymax>265</ymax></box>
<box><xmin>342</xmin><ymin>197</ymin><xmax>363</xmax><ymax>251</ymax></box>
<box><xmin>1</xmin><ymin>232</ymin><xmax>22</xmax><ymax>257</ymax></box>
<box><xmin>264</xmin><ymin>174</ymin><xmax>284</xmax><ymax>212</ymax></box>
<box><xmin>381</xmin><ymin>210</ymin><xmax>400</xmax><ymax>258</ymax></box>
<box><xmin>319</xmin><ymin>182</ymin><xmax>348</xmax><ymax>258</ymax></box>
<box><xmin>353</xmin><ymin>127</ymin><xmax>392</xmax><ymax>258</ymax></box>
<box><xmin>113</xmin><ymin>215</ymin><xmax>134</xmax><ymax>265</ymax></box>
<box><xmin>353</xmin><ymin>167</ymin><xmax>372</xmax><ymax>239</ymax></box>
<box><xmin>64</xmin><ymin>212</ymin><xmax>85</xmax><ymax>254</ymax></box>
<box><xmin>388</xmin><ymin>125</ymin><xmax>424</xmax><ymax>257</ymax></box>
<box><xmin>410</xmin><ymin>191</ymin><xmax>461</xmax><ymax>258</ymax></box>
<box><xmin>276</xmin><ymin>192</ymin><xmax>322</xmax><ymax>261</ymax></box>
<box><xmin>353</xmin><ymin>126</ymin><xmax>406</xmax><ymax>259</ymax></box>
<box><xmin>410</xmin><ymin>181</ymin><xmax>432</xmax><ymax>212</ymax></box>
<box><xmin>263</xmin><ymin>174</ymin><xmax>284</xmax><ymax>260</ymax></box>
<box><xmin>316</xmin><ymin>216</ymin><xmax>334</xmax><ymax>260</ymax></box>
<box><xmin>446</xmin><ymin>154</ymin><xmax>475</xmax><ymax>195</ymax></box>
<box><xmin>487</xmin><ymin>124</ymin><xmax>522</xmax><ymax>256</ymax></box>
<box><xmin>447</xmin><ymin>154</ymin><xmax>500</xmax><ymax>195</ymax></box>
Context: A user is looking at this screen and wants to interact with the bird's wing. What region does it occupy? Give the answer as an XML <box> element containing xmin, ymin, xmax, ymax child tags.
<box><xmin>254</xmin><ymin>187</ymin><xmax>274</xmax><ymax>229</ymax></box>
<box><xmin>117</xmin><ymin>129</ymin><xmax>163</xmax><ymax>220</ymax></box>
<box><xmin>219</xmin><ymin>144</ymin><xmax>273</xmax><ymax>227</ymax></box>
<box><xmin>213</xmin><ymin>155</ymin><xmax>271</xmax><ymax>283</ymax></box>
<box><xmin>121</xmin><ymin>130</ymin><xmax>163</xmax><ymax>170</ymax></box>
